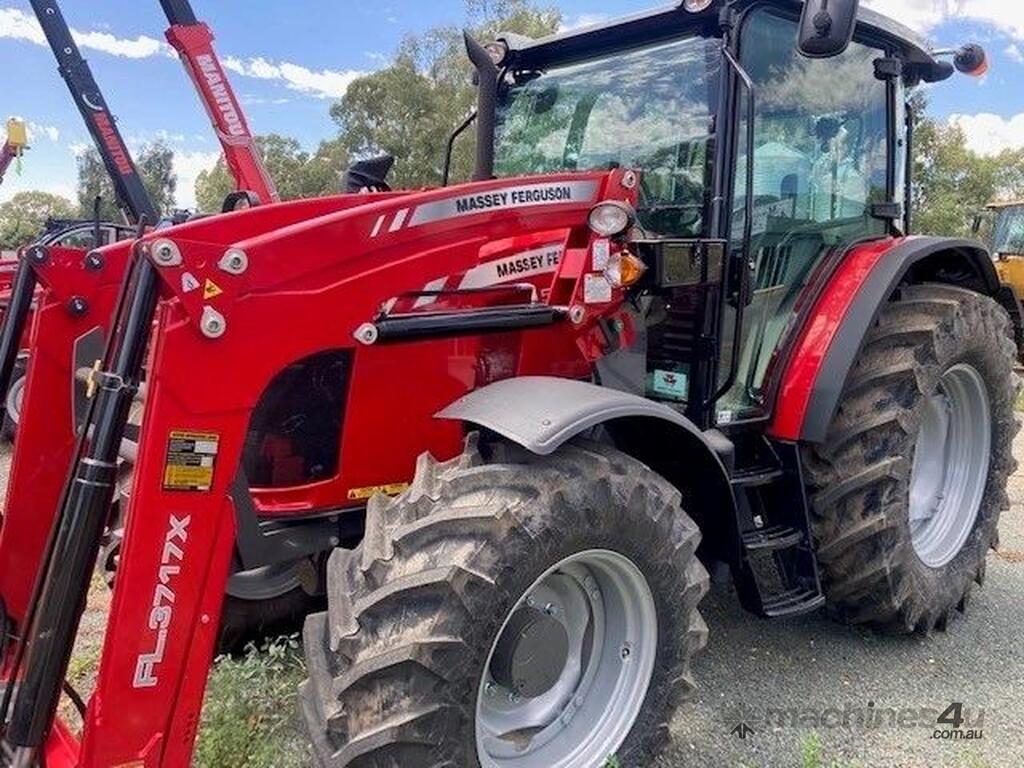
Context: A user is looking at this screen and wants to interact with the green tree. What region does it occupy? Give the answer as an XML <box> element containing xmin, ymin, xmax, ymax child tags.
<box><xmin>0</xmin><ymin>190</ymin><xmax>75</xmax><ymax>250</ymax></box>
<box><xmin>77</xmin><ymin>141</ymin><xmax>177</xmax><ymax>221</ymax></box>
<box><xmin>911</xmin><ymin>96</ymin><xmax>1024</xmax><ymax>237</ymax></box>
<box><xmin>330</xmin><ymin>0</ymin><xmax>560</xmax><ymax>189</ymax></box>
<box><xmin>194</xmin><ymin>135</ymin><xmax>350</xmax><ymax>212</ymax></box>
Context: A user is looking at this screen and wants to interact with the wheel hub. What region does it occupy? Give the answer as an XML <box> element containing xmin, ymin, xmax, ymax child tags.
<box><xmin>909</xmin><ymin>364</ymin><xmax>992</xmax><ymax>568</ymax></box>
<box><xmin>489</xmin><ymin>606</ymin><xmax>570</xmax><ymax>699</ymax></box>
<box><xmin>476</xmin><ymin>550</ymin><xmax>657</xmax><ymax>768</ymax></box>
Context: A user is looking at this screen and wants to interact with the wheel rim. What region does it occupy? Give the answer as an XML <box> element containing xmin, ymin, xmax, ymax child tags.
<box><xmin>226</xmin><ymin>562</ymin><xmax>302</xmax><ymax>600</ymax></box>
<box><xmin>909</xmin><ymin>364</ymin><xmax>992</xmax><ymax>568</ymax></box>
<box><xmin>6</xmin><ymin>374</ymin><xmax>24</xmax><ymax>426</ymax></box>
<box><xmin>475</xmin><ymin>549</ymin><xmax>657</xmax><ymax>768</ymax></box>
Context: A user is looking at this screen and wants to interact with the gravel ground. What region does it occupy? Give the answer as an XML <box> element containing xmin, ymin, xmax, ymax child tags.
<box><xmin>4</xmin><ymin>429</ymin><xmax>1023</xmax><ymax>767</ymax></box>
<box><xmin>660</xmin><ymin>431</ymin><xmax>1024</xmax><ymax>768</ymax></box>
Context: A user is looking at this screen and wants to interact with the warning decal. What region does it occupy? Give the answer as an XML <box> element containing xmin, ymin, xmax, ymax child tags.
<box><xmin>203</xmin><ymin>279</ymin><xmax>223</xmax><ymax>299</ymax></box>
<box><xmin>347</xmin><ymin>482</ymin><xmax>410</xmax><ymax>501</ymax></box>
<box><xmin>164</xmin><ymin>430</ymin><xmax>220</xmax><ymax>491</ymax></box>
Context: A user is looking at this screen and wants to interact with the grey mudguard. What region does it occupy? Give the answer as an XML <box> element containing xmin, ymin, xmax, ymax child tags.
<box><xmin>438</xmin><ymin>375</ymin><xmax>715</xmax><ymax>458</ymax></box>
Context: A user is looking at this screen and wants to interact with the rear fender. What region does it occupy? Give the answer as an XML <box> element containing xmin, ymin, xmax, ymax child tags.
<box><xmin>771</xmin><ymin>236</ymin><xmax>1015</xmax><ymax>443</ymax></box>
<box><xmin>438</xmin><ymin>376</ymin><xmax>740</xmax><ymax>561</ymax></box>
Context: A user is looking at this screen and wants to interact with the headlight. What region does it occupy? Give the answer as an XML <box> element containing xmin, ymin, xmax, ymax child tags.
<box><xmin>588</xmin><ymin>201</ymin><xmax>635</xmax><ymax>237</ymax></box>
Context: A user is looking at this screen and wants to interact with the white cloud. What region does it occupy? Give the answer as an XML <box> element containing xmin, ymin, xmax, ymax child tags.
<box><xmin>0</xmin><ymin>7</ymin><xmax>172</xmax><ymax>59</ymax></box>
<box><xmin>950</xmin><ymin>112</ymin><xmax>1024</xmax><ymax>155</ymax></box>
<box><xmin>1007</xmin><ymin>43</ymin><xmax>1024</xmax><ymax>64</ymax></box>
<box><xmin>0</xmin><ymin>7</ymin><xmax>362</xmax><ymax>100</ymax></box>
<box><xmin>27</xmin><ymin>121</ymin><xmax>59</xmax><ymax>143</ymax></box>
<box><xmin>864</xmin><ymin>0</ymin><xmax>1024</xmax><ymax>40</ymax></box>
<box><xmin>222</xmin><ymin>56</ymin><xmax>362</xmax><ymax>100</ymax></box>
<box><xmin>172</xmin><ymin>150</ymin><xmax>221</xmax><ymax>211</ymax></box>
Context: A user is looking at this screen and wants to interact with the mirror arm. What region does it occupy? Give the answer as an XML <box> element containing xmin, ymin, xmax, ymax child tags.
<box><xmin>442</xmin><ymin>111</ymin><xmax>477</xmax><ymax>187</ymax></box>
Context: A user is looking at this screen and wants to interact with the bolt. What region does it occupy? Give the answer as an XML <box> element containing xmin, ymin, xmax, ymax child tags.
<box><xmin>569</xmin><ymin>305</ymin><xmax>586</xmax><ymax>325</ymax></box>
<box><xmin>201</xmin><ymin>614</ymin><xmax>210</xmax><ymax>625</ymax></box>
<box><xmin>219</xmin><ymin>248</ymin><xmax>249</xmax><ymax>275</ymax></box>
<box><xmin>621</xmin><ymin>645</ymin><xmax>632</xmax><ymax>661</ymax></box>
<box><xmin>544</xmin><ymin>602</ymin><xmax>558</xmax><ymax>616</ymax></box>
<box><xmin>508</xmin><ymin>691</ymin><xmax>520</xmax><ymax>704</ymax></box>
<box><xmin>353</xmin><ymin>323</ymin><xmax>379</xmax><ymax>346</ymax></box>
<box><xmin>622</xmin><ymin>170</ymin><xmax>638</xmax><ymax>189</ymax></box>
<box><xmin>526</xmin><ymin>595</ymin><xmax>536</xmax><ymax>608</ymax></box>
<box><xmin>151</xmin><ymin>239</ymin><xmax>182</xmax><ymax>267</ymax></box>
<box><xmin>28</xmin><ymin>246</ymin><xmax>48</xmax><ymax>265</ymax></box>
<box><xmin>84</xmin><ymin>251</ymin><xmax>104</xmax><ymax>271</ymax></box>
<box><xmin>66</xmin><ymin>296</ymin><xmax>88</xmax><ymax>316</ymax></box>
<box><xmin>200</xmin><ymin>306</ymin><xmax>227</xmax><ymax>339</ymax></box>
<box><xmin>485</xmin><ymin>682</ymin><xmax>495</xmax><ymax>697</ymax></box>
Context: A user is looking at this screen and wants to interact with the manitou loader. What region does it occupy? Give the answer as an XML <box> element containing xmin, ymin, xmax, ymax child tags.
<box><xmin>0</xmin><ymin>0</ymin><xmax>1016</xmax><ymax>766</ymax></box>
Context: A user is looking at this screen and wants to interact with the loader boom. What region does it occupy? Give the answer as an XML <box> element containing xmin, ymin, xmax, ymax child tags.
<box><xmin>160</xmin><ymin>0</ymin><xmax>279</xmax><ymax>204</ymax></box>
<box><xmin>30</xmin><ymin>1</ymin><xmax>157</xmax><ymax>225</ymax></box>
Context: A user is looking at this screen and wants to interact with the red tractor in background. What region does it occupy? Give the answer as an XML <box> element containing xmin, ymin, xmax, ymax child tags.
<box><xmin>0</xmin><ymin>1</ymin><xmax>1016</xmax><ymax>766</ymax></box>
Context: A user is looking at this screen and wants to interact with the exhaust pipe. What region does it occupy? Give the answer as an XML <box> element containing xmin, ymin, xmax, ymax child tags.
<box><xmin>464</xmin><ymin>32</ymin><xmax>498</xmax><ymax>182</ymax></box>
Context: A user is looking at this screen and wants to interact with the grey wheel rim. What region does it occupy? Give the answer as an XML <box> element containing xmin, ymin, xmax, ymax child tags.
<box><xmin>909</xmin><ymin>364</ymin><xmax>992</xmax><ymax>568</ymax></box>
<box><xmin>226</xmin><ymin>562</ymin><xmax>302</xmax><ymax>600</ymax></box>
<box><xmin>6</xmin><ymin>374</ymin><xmax>24</xmax><ymax>426</ymax></box>
<box><xmin>475</xmin><ymin>549</ymin><xmax>657</xmax><ymax>768</ymax></box>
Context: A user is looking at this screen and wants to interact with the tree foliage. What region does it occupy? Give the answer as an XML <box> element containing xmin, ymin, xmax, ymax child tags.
<box><xmin>194</xmin><ymin>135</ymin><xmax>349</xmax><ymax>213</ymax></box>
<box><xmin>0</xmin><ymin>190</ymin><xmax>76</xmax><ymax>250</ymax></box>
<box><xmin>330</xmin><ymin>0</ymin><xmax>560</xmax><ymax>189</ymax></box>
<box><xmin>76</xmin><ymin>141</ymin><xmax>177</xmax><ymax>221</ymax></box>
<box><xmin>911</xmin><ymin>96</ymin><xmax>1024</xmax><ymax>238</ymax></box>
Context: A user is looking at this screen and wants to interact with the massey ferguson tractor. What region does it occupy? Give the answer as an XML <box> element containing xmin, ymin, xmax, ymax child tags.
<box><xmin>0</xmin><ymin>0</ymin><xmax>1014</xmax><ymax>766</ymax></box>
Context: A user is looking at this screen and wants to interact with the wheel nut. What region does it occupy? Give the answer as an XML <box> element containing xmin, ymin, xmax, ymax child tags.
<box><xmin>620</xmin><ymin>645</ymin><xmax>632</xmax><ymax>661</ymax></box>
<box><xmin>508</xmin><ymin>691</ymin><xmax>520</xmax><ymax>704</ymax></box>
<box><xmin>544</xmin><ymin>602</ymin><xmax>557</xmax><ymax>616</ymax></box>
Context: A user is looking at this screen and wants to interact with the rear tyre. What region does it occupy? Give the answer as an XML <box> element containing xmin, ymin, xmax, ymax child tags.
<box><xmin>301</xmin><ymin>436</ymin><xmax>708</xmax><ymax>767</ymax></box>
<box><xmin>805</xmin><ymin>283</ymin><xmax>1018</xmax><ymax>633</ymax></box>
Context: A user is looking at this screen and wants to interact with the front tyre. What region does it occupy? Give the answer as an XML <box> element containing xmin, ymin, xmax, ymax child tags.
<box><xmin>806</xmin><ymin>283</ymin><xmax>1018</xmax><ymax>633</ymax></box>
<box><xmin>301</xmin><ymin>437</ymin><xmax>708</xmax><ymax>767</ymax></box>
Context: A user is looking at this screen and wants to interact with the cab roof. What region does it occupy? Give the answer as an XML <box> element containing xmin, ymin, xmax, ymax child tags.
<box><xmin>502</xmin><ymin>0</ymin><xmax>940</xmax><ymax>71</ymax></box>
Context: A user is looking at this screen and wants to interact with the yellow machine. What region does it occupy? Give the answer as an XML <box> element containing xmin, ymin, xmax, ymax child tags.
<box><xmin>0</xmin><ymin>118</ymin><xmax>29</xmax><ymax>184</ymax></box>
<box><xmin>990</xmin><ymin>200</ymin><xmax>1024</xmax><ymax>290</ymax></box>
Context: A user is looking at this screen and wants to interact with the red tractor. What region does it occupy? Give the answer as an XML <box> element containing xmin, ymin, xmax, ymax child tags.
<box><xmin>0</xmin><ymin>1</ymin><xmax>1014</xmax><ymax>766</ymax></box>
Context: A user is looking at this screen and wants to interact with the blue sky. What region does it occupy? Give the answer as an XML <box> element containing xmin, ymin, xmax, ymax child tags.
<box><xmin>1</xmin><ymin>0</ymin><xmax>1023</xmax><ymax>209</ymax></box>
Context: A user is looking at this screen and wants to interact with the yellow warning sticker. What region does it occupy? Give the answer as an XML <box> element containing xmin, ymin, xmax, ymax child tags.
<box><xmin>164</xmin><ymin>430</ymin><xmax>220</xmax><ymax>491</ymax></box>
<box><xmin>347</xmin><ymin>482</ymin><xmax>410</xmax><ymax>501</ymax></box>
<box><xmin>203</xmin><ymin>278</ymin><xmax>223</xmax><ymax>299</ymax></box>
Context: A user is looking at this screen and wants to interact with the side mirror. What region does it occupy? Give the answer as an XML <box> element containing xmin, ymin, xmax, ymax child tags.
<box><xmin>343</xmin><ymin>155</ymin><xmax>395</xmax><ymax>193</ymax></box>
<box><xmin>955</xmin><ymin>43</ymin><xmax>989</xmax><ymax>77</ymax></box>
<box><xmin>798</xmin><ymin>0</ymin><xmax>860</xmax><ymax>59</ymax></box>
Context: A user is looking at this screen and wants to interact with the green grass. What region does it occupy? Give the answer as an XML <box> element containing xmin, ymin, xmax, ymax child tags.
<box><xmin>194</xmin><ymin>635</ymin><xmax>309</xmax><ymax>768</ymax></box>
<box><xmin>799</xmin><ymin>733</ymin><xmax>863</xmax><ymax>768</ymax></box>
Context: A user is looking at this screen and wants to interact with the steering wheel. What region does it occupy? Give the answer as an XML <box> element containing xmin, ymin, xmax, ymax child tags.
<box><xmin>636</xmin><ymin>172</ymin><xmax>704</xmax><ymax>234</ymax></box>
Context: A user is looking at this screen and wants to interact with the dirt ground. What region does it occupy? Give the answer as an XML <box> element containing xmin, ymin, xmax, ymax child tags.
<box><xmin>3</xmin><ymin>428</ymin><xmax>1023</xmax><ymax>767</ymax></box>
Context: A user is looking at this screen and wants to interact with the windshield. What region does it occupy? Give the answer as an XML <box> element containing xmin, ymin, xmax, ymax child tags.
<box><xmin>993</xmin><ymin>206</ymin><xmax>1024</xmax><ymax>255</ymax></box>
<box><xmin>495</xmin><ymin>36</ymin><xmax>721</xmax><ymax>238</ymax></box>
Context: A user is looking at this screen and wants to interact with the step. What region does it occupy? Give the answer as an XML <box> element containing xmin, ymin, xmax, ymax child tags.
<box><xmin>762</xmin><ymin>588</ymin><xmax>826</xmax><ymax>618</ymax></box>
<box><xmin>742</xmin><ymin>525</ymin><xmax>804</xmax><ymax>551</ymax></box>
<box><xmin>730</xmin><ymin>466</ymin><xmax>784</xmax><ymax>488</ymax></box>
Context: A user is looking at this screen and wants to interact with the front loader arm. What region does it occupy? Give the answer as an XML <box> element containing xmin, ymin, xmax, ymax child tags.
<box><xmin>68</xmin><ymin>170</ymin><xmax>635</xmax><ymax>765</ymax></box>
<box><xmin>160</xmin><ymin>0</ymin><xmax>279</xmax><ymax>204</ymax></box>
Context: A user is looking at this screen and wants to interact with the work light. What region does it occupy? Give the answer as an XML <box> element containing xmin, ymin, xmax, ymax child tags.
<box><xmin>588</xmin><ymin>201</ymin><xmax>635</xmax><ymax>237</ymax></box>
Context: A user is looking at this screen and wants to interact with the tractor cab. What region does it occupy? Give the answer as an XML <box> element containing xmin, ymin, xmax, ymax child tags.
<box><xmin>479</xmin><ymin>0</ymin><xmax>977</xmax><ymax>430</ymax></box>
